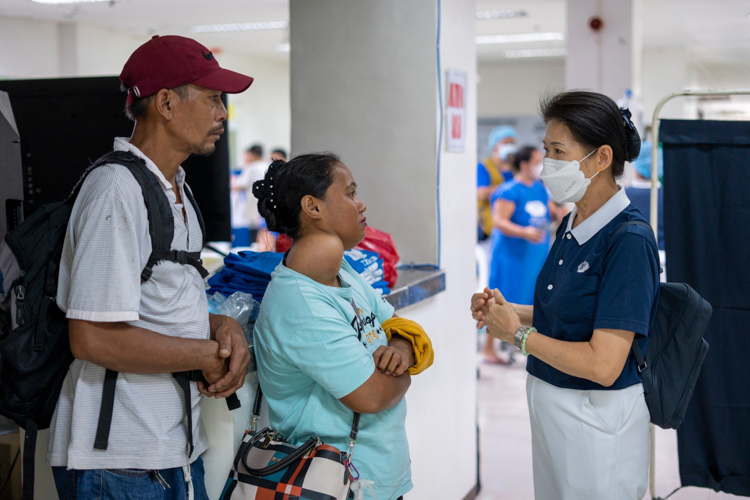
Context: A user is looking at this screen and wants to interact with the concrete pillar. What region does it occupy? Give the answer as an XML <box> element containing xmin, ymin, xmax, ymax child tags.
<box><xmin>289</xmin><ymin>1</ymin><xmax>478</xmax><ymax>499</ymax></box>
<box><xmin>566</xmin><ymin>0</ymin><xmax>639</xmax><ymax>102</ymax></box>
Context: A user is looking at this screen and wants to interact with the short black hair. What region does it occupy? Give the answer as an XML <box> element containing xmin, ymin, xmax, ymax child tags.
<box><xmin>540</xmin><ymin>90</ymin><xmax>640</xmax><ymax>178</ymax></box>
<box><xmin>253</xmin><ymin>153</ymin><xmax>341</xmax><ymax>238</ymax></box>
<box><xmin>271</xmin><ymin>148</ymin><xmax>287</xmax><ymax>160</ymax></box>
<box><xmin>122</xmin><ymin>84</ymin><xmax>189</xmax><ymax>122</ymax></box>
<box><xmin>512</xmin><ymin>146</ymin><xmax>538</xmax><ymax>172</ymax></box>
<box><xmin>248</xmin><ymin>144</ymin><xmax>263</xmax><ymax>157</ymax></box>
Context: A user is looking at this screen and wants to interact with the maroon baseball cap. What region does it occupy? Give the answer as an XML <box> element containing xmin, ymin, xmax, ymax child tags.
<box><xmin>120</xmin><ymin>35</ymin><xmax>253</xmax><ymax>105</ymax></box>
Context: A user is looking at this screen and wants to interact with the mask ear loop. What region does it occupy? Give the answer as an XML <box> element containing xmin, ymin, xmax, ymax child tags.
<box><xmin>580</xmin><ymin>148</ymin><xmax>602</xmax><ymax>181</ymax></box>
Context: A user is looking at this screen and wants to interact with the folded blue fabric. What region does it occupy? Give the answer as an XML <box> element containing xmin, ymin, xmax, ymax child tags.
<box><xmin>208</xmin><ymin>249</ymin><xmax>391</xmax><ymax>301</ymax></box>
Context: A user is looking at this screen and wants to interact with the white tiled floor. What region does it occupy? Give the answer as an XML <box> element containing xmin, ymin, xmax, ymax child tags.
<box><xmin>475</xmin><ymin>356</ymin><xmax>739</xmax><ymax>500</ymax></box>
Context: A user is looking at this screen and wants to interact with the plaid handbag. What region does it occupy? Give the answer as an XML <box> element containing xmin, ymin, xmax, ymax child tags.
<box><xmin>219</xmin><ymin>386</ymin><xmax>359</xmax><ymax>500</ymax></box>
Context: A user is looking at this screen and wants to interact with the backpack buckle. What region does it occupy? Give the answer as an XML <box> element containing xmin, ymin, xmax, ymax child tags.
<box><xmin>637</xmin><ymin>362</ymin><xmax>648</xmax><ymax>373</ymax></box>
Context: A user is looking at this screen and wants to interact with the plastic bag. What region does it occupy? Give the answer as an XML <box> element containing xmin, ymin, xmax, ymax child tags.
<box><xmin>355</xmin><ymin>226</ymin><xmax>400</xmax><ymax>287</ymax></box>
<box><xmin>207</xmin><ymin>291</ymin><xmax>260</xmax><ymax>372</ymax></box>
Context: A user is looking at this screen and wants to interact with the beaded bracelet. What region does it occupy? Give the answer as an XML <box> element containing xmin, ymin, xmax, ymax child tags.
<box><xmin>521</xmin><ymin>327</ymin><xmax>537</xmax><ymax>356</ymax></box>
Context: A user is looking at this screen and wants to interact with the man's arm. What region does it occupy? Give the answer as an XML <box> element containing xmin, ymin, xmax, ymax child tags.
<box><xmin>69</xmin><ymin>320</ymin><xmax>227</xmax><ymax>381</ymax></box>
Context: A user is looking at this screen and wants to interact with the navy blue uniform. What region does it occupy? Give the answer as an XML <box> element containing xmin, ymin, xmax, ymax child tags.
<box><xmin>527</xmin><ymin>189</ymin><xmax>661</xmax><ymax>391</ymax></box>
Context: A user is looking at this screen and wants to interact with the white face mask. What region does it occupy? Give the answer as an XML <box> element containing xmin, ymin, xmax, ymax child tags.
<box><xmin>529</xmin><ymin>162</ymin><xmax>544</xmax><ymax>180</ymax></box>
<box><xmin>540</xmin><ymin>149</ymin><xmax>599</xmax><ymax>203</ymax></box>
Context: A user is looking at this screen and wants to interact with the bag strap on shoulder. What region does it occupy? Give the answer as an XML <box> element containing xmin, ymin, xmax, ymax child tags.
<box><xmin>608</xmin><ymin>219</ymin><xmax>655</xmax><ymax>372</ymax></box>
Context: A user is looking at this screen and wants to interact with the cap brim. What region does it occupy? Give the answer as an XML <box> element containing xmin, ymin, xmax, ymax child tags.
<box><xmin>192</xmin><ymin>68</ymin><xmax>254</xmax><ymax>94</ymax></box>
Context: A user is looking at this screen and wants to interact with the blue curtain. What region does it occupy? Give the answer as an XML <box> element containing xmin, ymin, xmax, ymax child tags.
<box><xmin>661</xmin><ymin>119</ymin><xmax>750</xmax><ymax>496</ymax></box>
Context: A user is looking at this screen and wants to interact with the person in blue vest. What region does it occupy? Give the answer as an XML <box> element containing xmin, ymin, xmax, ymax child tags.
<box><xmin>488</xmin><ymin>144</ymin><xmax>559</xmax><ymax>343</ymax></box>
<box><xmin>626</xmin><ymin>140</ymin><xmax>664</xmax><ymax>250</ymax></box>
<box><xmin>472</xmin><ymin>91</ymin><xmax>660</xmax><ymax>499</ymax></box>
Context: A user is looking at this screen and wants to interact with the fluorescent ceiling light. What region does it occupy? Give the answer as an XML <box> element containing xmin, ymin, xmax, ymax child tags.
<box><xmin>277</xmin><ymin>43</ymin><xmax>291</xmax><ymax>52</ymax></box>
<box><xmin>506</xmin><ymin>48</ymin><xmax>568</xmax><ymax>58</ymax></box>
<box><xmin>191</xmin><ymin>21</ymin><xmax>288</xmax><ymax>33</ymax></box>
<box><xmin>31</xmin><ymin>0</ymin><xmax>108</xmax><ymax>3</ymax></box>
<box><xmin>476</xmin><ymin>32</ymin><xmax>564</xmax><ymax>44</ymax></box>
<box><xmin>476</xmin><ymin>10</ymin><xmax>527</xmax><ymax>20</ymax></box>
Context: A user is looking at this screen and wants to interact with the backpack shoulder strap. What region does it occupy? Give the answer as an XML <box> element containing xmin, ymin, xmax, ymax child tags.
<box><xmin>608</xmin><ymin>219</ymin><xmax>653</xmax><ymax>247</ymax></box>
<box><xmin>608</xmin><ymin>219</ymin><xmax>656</xmax><ymax>371</ymax></box>
<box><xmin>183</xmin><ymin>183</ymin><xmax>207</xmax><ymax>247</ymax></box>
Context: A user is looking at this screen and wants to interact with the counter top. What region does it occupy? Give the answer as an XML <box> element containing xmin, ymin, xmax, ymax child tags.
<box><xmin>384</xmin><ymin>268</ymin><xmax>446</xmax><ymax>310</ymax></box>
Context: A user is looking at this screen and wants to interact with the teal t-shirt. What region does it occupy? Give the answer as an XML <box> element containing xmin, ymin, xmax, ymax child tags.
<box><xmin>253</xmin><ymin>259</ymin><xmax>412</xmax><ymax>500</ymax></box>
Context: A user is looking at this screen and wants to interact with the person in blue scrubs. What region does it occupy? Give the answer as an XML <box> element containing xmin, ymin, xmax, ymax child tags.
<box><xmin>472</xmin><ymin>91</ymin><xmax>660</xmax><ymax>500</ymax></box>
<box><xmin>489</xmin><ymin>146</ymin><xmax>558</xmax><ymax>304</ymax></box>
<box><xmin>251</xmin><ymin>154</ymin><xmax>417</xmax><ymax>500</ymax></box>
<box><xmin>485</xmin><ymin>146</ymin><xmax>557</xmax><ymax>364</ymax></box>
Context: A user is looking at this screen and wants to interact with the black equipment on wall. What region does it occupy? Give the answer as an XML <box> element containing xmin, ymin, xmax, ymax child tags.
<box><xmin>661</xmin><ymin>119</ymin><xmax>750</xmax><ymax>497</ymax></box>
<box><xmin>0</xmin><ymin>91</ymin><xmax>23</xmax><ymax>241</ymax></box>
<box><xmin>0</xmin><ymin>77</ymin><xmax>231</xmax><ymax>242</ymax></box>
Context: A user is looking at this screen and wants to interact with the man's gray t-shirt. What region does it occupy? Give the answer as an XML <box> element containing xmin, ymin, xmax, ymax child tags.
<box><xmin>49</xmin><ymin>137</ymin><xmax>210</xmax><ymax>470</ymax></box>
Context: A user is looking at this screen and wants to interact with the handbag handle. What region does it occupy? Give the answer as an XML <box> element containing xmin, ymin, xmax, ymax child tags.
<box><xmin>241</xmin><ymin>428</ymin><xmax>319</xmax><ymax>476</ymax></box>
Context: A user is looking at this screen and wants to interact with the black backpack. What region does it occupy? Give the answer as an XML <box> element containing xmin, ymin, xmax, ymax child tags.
<box><xmin>0</xmin><ymin>150</ymin><xmax>212</xmax><ymax>499</ymax></box>
<box><xmin>611</xmin><ymin>221</ymin><xmax>712</xmax><ymax>429</ymax></box>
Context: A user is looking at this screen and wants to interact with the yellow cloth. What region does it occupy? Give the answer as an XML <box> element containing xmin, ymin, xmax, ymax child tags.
<box><xmin>478</xmin><ymin>156</ymin><xmax>505</xmax><ymax>236</ymax></box>
<box><xmin>381</xmin><ymin>317</ymin><xmax>434</xmax><ymax>375</ymax></box>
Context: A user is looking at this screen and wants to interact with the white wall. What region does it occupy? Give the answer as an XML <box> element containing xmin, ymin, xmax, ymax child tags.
<box><xmin>220</xmin><ymin>52</ymin><xmax>290</xmax><ymax>166</ymax></box>
<box><xmin>0</xmin><ymin>17</ymin><xmax>60</xmax><ymax>78</ymax></box>
<box><xmin>477</xmin><ymin>59</ymin><xmax>565</xmax><ymax>117</ymax></box>
<box><xmin>642</xmin><ymin>47</ymin><xmax>690</xmax><ymax>125</ymax></box>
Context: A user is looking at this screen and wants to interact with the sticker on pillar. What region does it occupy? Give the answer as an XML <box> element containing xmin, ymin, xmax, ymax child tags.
<box><xmin>446</xmin><ymin>68</ymin><xmax>467</xmax><ymax>153</ymax></box>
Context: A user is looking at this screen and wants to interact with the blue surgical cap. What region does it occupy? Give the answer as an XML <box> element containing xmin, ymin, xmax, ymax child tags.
<box><xmin>488</xmin><ymin>125</ymin><xmax>518</xmax><ymax>150</ymax></box>
<box><xmin>632</xmin><ymin>141</ymin><xmax>663</xmax><ymax>179</ymax></box>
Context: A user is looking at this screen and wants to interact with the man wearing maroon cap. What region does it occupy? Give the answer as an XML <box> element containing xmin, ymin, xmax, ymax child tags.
<box><xmin>49</xmin><ymin>35</ymin><xmax>253</xmax><ymax>499</ymax></box>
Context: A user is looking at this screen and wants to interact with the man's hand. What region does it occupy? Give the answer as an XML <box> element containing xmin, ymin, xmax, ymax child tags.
<box><xmin>198</xmin><ymin>342</ymin><xmax>229</xmax><ymax>396</ymax></box>
<box><xmin>372</xmin><ymin>336</ymin><xmax>414</xmax><ymax>376</ymax></box>
<box><xmin>203</xmin><ymin>315</ymin><xmax>251</xmax><ymax>398</ymax></box>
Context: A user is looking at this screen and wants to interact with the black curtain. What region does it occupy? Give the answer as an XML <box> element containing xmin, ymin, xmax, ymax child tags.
<box><xmin>661</xmin><ymin>119</ymin><xmax>750</xmax><ymax>496</ymax></box>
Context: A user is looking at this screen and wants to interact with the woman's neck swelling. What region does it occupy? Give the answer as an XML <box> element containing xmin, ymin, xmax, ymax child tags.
<box><xmin>285</xmin><ymin>232</ymin><xmax>347</xmax><ymax>288</ymax></box>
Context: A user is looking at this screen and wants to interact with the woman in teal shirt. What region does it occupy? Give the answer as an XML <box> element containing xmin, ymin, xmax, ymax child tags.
<box><xmin>251</xmin><ymin>153</ymin><xmax>416</xmax><ymax>500</ymax></box>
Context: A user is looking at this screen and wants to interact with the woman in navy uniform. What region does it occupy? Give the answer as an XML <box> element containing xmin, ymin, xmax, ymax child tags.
<box><xmin>472</xmin><ymin>91</ymin><xmax>660</xmax><ymax>499</ymax></box>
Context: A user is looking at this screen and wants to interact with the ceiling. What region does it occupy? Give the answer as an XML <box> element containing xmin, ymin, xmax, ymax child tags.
<box><xmin>1</xmin><ymin>0</ymin><xmax>750</xmax><ymax>66</ymax></box>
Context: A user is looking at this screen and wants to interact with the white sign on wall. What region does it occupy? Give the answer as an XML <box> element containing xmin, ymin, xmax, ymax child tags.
<box><xmin>446</xmin><ymin>68</ymin><xmax>467</xmax><ymax>153</ymax></box>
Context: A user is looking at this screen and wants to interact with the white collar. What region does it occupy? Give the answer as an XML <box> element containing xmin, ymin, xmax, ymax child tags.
<box><xmin>566</xmin><ymin>187</ymin><xmax>631</xmax><ymax>245</ymax></box>
<box><xmin>113</xmin><ymin>137</ymin><xmax>185</xmax><ymax>191</ymax></box>
<box><xmin>629</xmin><ymin>178</ymin><xmax>661</xmax><ymax>189</ymax></box>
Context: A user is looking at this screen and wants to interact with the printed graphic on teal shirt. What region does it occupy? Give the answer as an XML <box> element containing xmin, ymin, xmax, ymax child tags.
<box><xmin>254</xmin><ymin>259</ymin><xmax>412</xmax><ymax>500</ymax></box>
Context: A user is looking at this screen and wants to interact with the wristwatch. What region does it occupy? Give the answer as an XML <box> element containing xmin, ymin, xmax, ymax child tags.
<box><xmin>514</xmin><ymin>325</ymin><xmax>530</xmax><ymax>349</ymax></box>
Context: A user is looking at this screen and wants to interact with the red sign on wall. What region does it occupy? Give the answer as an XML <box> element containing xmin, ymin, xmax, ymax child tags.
<box><xmin>446</xmin><ymin>68</ymin><xmax>467</xmax><ymax>153</ymax></box>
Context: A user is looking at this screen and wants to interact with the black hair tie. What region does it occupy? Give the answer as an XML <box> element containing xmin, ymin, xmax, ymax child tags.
<box><xmin>619</xmin><ymin>107</ymin><xmax>641</xmax><ymax>162</ymax></box>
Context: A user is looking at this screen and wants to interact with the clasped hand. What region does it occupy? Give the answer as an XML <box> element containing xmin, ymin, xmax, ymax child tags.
<box><xmin>198</xmin><ymin>316</ymin><xmax>251</xmax><ymax>399</ymax></box>
<box><xmin>470</xmin><ymin>287</ymin><xmax>522</xmax><ymax>344</ymax></box>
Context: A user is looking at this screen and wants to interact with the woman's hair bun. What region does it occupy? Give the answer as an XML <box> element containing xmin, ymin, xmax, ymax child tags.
<box><xmin>620</xmin><ymin>107</ymin><xmax>641</xmax><ymax>162</ymax></box>
<box><xmin>252</xmin><ymin>159</ymin><xmax>290</xmax><ymax>234</ymax></box>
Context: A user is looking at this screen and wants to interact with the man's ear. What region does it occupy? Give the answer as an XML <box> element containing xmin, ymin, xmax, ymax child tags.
<box><xmin>154</xmin><ymin>88</ymin><xmax>174</xmax><ymax>120</ymax></box>
<box><xmin>300</xmin><ymin>194</ymin><xmax>323</xmax><ymax>220</ymax></box>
